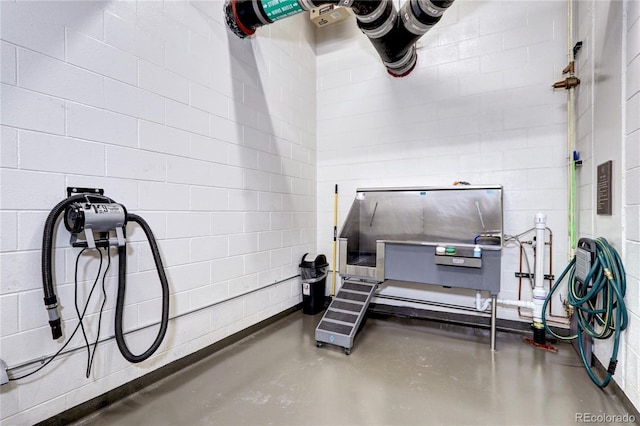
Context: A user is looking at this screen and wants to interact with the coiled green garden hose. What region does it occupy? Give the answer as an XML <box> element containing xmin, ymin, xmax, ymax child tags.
<box><xmin>542</xmin><ymin>237</ymin><xmax>628</xmax><ymax>388</ymax></box>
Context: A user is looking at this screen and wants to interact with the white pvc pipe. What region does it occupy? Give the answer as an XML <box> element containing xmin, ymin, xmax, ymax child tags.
<box><xmin>475</xmin><ymin>291</ymin><xmax>492</xmax><ymax>311</ymax></box>
<box><xmin>498</xmin><ymin>299</ymin><xmax>534</xmax><ymax>309</ymax></box>
<box><xmin>473</xmin><ymin>292</ymin><xmax>498</xmax><ymax>350</ymax></box>
<box><xmin>532</xmin><ymin>213</ymin><xmax>547</xmax><ymax>328</ymax></box>
<box><xmin>475</xmin><ymin>292</ymin><xmax>534</xmax><ymax>311</ymax></box>
<box><xmin>477</xmin><ymin>214</ymin><xmax>547</xmax><ymax>319</ymax></box>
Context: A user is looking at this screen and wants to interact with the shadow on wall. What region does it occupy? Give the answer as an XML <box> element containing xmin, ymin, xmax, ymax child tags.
<box><xmin>0</xmin><ymin>0</ymin><xmax>109</xmax><ymax>60</ymax></box>
<box><xmin>227</xmin><ymin>29</ymin><xmax>279</xmax><ymax>166</ymax></box>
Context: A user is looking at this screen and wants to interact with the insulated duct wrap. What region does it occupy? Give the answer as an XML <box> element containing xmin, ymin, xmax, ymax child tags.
<box><xmin>224</xmin><ymin>0</ymin><xmax>455</xmax><ymax>77</ymax></box>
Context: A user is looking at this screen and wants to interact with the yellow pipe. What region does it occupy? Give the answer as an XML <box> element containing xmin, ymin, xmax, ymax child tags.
<box><xmin>332</xmin><ymin>184</ymin><xmax>338</xmax><ymax>297</ymax></box>
<box><xmin>567</xmin><ymin>0</ymin><xmax>577</xmax><ymax>258</ymax></box>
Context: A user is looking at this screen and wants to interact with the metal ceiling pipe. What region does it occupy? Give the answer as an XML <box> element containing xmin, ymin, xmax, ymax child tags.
<box><xmin>350</xmin><ymin>0</ymin><xmax>417</xmax><ymax>77</ymax></box>
<box><xmin>367</xmin><ymin>0</ymin><xmax>455</xmax><ymax>76</ymax></box>
<box><xmin>224</xmin><ymin>0</ymin><xmax>314</xmax><ymax>38</ymax></box>
<box><xmin>223</xmin><ymin>0</ymin><xmax>454</xmax><ymax>77</ymax></box>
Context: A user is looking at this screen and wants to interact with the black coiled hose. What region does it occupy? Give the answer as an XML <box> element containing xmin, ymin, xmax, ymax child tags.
<box><xmin>42</xmin><ymin>195</ymin><xmax>169</xmax><ymax>364</ymax></box>
<box><xmin>114</xmin><ymin>213</ymin><xmax>170</xmax><ymax>363</ymax></box>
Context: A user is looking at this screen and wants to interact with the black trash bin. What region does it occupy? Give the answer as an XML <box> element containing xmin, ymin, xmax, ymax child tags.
<box><xmin>299</xmin><ymin>253</ymin><xmax>328</xmax><ymax>315</ymax></box>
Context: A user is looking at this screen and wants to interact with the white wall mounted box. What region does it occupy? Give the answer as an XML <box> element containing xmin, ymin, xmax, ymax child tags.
<box><xmin>310</xmin><ymin>5</ymin><xmax>350</xmax><ymax>28</ymax></box>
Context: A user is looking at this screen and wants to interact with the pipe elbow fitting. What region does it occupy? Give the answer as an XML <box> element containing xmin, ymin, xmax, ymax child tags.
<box><xmin>224</xmin><ymin>0</ymin><xmax>258</xmax><ymax>38</ymax></box>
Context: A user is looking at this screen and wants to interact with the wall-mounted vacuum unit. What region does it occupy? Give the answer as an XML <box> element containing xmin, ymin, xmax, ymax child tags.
<box><xmin>39</xmin><ymin>188</ymin><xmax>170</xmax><ymax>371</ymax></box>
<box><xmin>315</xmin><ymin>185</ymin><xmax>503</xmax><ymax>354</ymax></box>
<box><xmin>224</xmin><ymin>0</ymin><xmax>455</xmax><ymax>77</ymax></box>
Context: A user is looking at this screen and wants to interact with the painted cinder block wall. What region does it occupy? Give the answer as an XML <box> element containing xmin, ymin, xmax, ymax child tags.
<box><xmin>0</xmin><ymin>1</ymin><xmax>316</xmax><ymax>423</ymax></box>
<box><xmin>622</xmin><ymin>0</ymin><xmax>640</xmax><ymax>407</ymax></box>
<box><xmin>316</xmin><ymin>1</ymin><xmax>570</xmax><ymax>321</ymax></box>
<box><xmin>0</xmin><ymin>0</ymin><xmax>638</xmax><ymax>423</ymax></box>
<box><xmin>316</xmin><ymin>0</ymin><xmax>639</xmax><ymax>411</ymax></box>
<box><xmin>574</xmin><ymin>0</ymin><xmax>640</xmax><ymax>409</ymax></box>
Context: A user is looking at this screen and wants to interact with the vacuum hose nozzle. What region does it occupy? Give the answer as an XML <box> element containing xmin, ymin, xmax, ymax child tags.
<box><xmin>49</xmin><ymin>318</ymin><xmax>62</xmax><ymax>339</ymax></box>
<box><xmin>44</xmin><ymin>294</ymin><xmax>62</xmax><ymax>339</ymax></box>
<box><xmin>42</xmin><ymin>194</ymin><xmax>111</xmax><ymax>340</ymax></box>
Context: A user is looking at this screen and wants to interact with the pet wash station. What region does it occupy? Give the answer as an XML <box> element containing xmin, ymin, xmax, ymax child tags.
<box><xmin>315</xmin><ymin>185</ymin><xmax>503</xmax><ymax>354</ymax></box>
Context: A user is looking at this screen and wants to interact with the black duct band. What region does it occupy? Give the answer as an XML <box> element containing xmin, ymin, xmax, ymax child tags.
<box><xmin>401</xmin><ymin>0</ymin><xmax>442</xmax><ymax>36</ymax></box>
<box><xmin>224</xmin><ymin>0</ymin><xmax>270</xmax><ymax>38</ymax></box>
<box><xmin>44</xmin><ymin>295</ymin><xmax>57</xmax><ymax>306</ymax></box>
<box><xmin>356</xmin><ymin>0</ymin><xmax>395</xmax><ymax>38</ymax></box>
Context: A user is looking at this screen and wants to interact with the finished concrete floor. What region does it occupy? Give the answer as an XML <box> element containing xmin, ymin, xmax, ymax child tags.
<box><xmin>75</xmin><ymin>311</ymin><xmax>632</xmax><ymax>425</ymax></box>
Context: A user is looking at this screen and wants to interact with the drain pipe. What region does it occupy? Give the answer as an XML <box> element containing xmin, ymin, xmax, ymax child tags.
<box><xmin>476</xmin><ymin>213</ymin><xmax>548</xmax><ymax>344</ymax></box>
<box><xmin>476</xmin><ymin>293</ymin><xmax>535</xmax><ymax>311</ymax></box>
<box><xmin>224</xmin><ymin>0</ymin><xmax>455</xmax><ymax>77</ymax></box>
<box><xmin>531</xmin><ymin>213</ymin><xmax>547</xmax><ymax>343</ymax></box>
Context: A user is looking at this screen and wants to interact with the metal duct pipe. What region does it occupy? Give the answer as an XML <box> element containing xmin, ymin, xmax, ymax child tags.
<box><xmin>354</xmin><ymin>0</ymin><xmax>455</xmax><ymax>76</ymax></box>
<box><xmin>353</xmin><ymin>0</ymin><xmax>412</xmax><ymax>76</ymax></box>
<box><xmin>224</xmin><ymin>0</ymin><xmax>455</xmax><ymax>77</ymax></box>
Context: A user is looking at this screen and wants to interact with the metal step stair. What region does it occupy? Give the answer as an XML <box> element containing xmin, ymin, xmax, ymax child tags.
<box><xmin>315</xmin><ymin>281</ymin><xmax>377</xmax><ymax>354</ymax></box>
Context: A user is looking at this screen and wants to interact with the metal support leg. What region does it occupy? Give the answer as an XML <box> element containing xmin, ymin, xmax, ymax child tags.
<box><xmin>490</xmin><ymin>295</ymin><xmax>497</xmax><ymax>351</ymax></box>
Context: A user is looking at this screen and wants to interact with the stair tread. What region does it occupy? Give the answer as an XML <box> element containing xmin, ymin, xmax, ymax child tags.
<box><xmin>324</xmin><ymin>310</ymin><xmax>358</xmax><ymax>324</ymax></box>
<box><xmin>331</xmin><ymin>300</ymin><xmax>364</xmax><ymax>313</ymax></box>
<box><xmin>317</xmin><ymin>321</ymin><xmax>353</xmax><ymax>335</ymax></box>
<box><xmin>315</xmin><ymin>281</ymin><xmax>377</xmax><ymax>350</ymax></box>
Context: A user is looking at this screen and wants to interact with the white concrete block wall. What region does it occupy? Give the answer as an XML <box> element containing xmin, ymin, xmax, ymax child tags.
<box><xmin>574</xmin><ymin>0</ymin><xmax>639</xmax><ymax>412</ymax></box>
<box><xmin>0</xmin><ymin>1</ymin><xmax>316</xmax><ymax>423</ymax></box>
<box><xmin>623</xmin><ymin>0</ymin><xmax>640</xmax><ymax>410</ymax></box>
<box><xmin>316</xmin><ymin>1</ymin><xmax>570</xmax><ymax>322</ymax></box>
